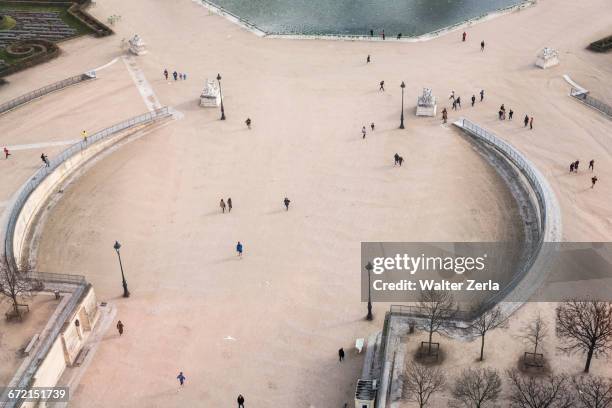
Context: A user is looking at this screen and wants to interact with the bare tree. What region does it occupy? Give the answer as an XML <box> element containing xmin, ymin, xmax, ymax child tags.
<box><xmin>522</xmin><ymin>314</ymin><xmax>549</xmax><ymax>356</ymax></box>
<box><xmin>419</xmin><ymin>289</ymin><xmax>457</xmax><ymax>354</ymax></box>
<box><xmin>506</xmin><ymin>369</ymin><xmax>573</xmax><ymax>408</ymax></box>
<box><xmin>466</xmin><ymin>305</ymin><xmax>508</xmax><ymax>361</ymax></box>
<box><xmin>403</xmin><ymin>362</ymin><xmax>446</xmax><ymax>408</ymax></box>
<box><xmin>556</xmin><ymin>300</ymin><xmax>612</xmax><ymax>373</ymax></box>
<box><xmin>451</xmin><ymin>368</ymin><xmax>501</xmax><ymax>408</ymax></box>
<box><xmin>572</xmin><ymin>376</ymin><xmax>612</xmax><ymax>408</ymax></box>
<box><xmin>0</xmin><ymin>256</ymin><xmax>34</xmax><ymax>318</ymax></box>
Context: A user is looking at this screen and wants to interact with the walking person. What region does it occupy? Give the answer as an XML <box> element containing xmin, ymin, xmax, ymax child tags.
<box><xmin>452</xmin><ymin>99</ymin><xmax>457</xmax><ymax>111</ymax></box>
<box><xmin>480</xmin><ymin>89</ymin><xmax>484</xmax><ymax>102</ymax></box>
<box><xmin>41</xmin><ymin>153</ymin><xmax>49</xmax><ymax>167</ymax></box>
<box><xmin>509</xmin><ymin>109</ymin><xmax>513</xmax><ymax>120</ymax></box>
<box><xmin>397</xmin><ymin>33</ymin><xmax>402</xmax><ymax>40</ymax></box>
<box><xmin>4</xmin><ymin>147</ymin><xmax>10</xmax><ymax>159</ymax></box>
<box><xmin>471</xmin><ymin>94</ymin><xmax>476</xmax><ymax>107</ymax></box>
<box><xmin>442</xmin><ymin>108</ymin><xmax>448</xmax><ymax>124</ymax></box>
<box><xmin>245</xmin><ymin>118</ymin><xmax>251</xmax><ymax>129</ymax></box>
<box><xmin>116</xmin><ymin>320</ymin><xmax>124</xmax><ymax>336</ymax></box>
<box><xmin>456</xmin><ymin>96</ymin><xmax>461</xmax><ymax>109</ymax></box>
<box><xmin>398</xmin><ymin>156</ymin><xmax>404</xmax><ymax>167</ymax></box>
<box><xmin>177</xmin><ymin>372</ymin><xmax>186</xmax><ymax>387</ymax></box>
<box><xmin>379</xmin><ymin>80</ymin><xmax>385</xmax><ymax>91</ymax></box>
<box><xmin>569</xmin><ymin>162</ymin><xmax>575</xmax><ymax>173</ymax></box>
<box><xmin>524</xmin><ymin>115</ymin><xmax>529</xmax><ymax>127</ymax></box>
<box><xmin>449</xmin><ymin>90</ymin><xmax>455</xmax><ymax>100</ymax></box>
<box><xmin>362</xmin><ymin>126</ymin><xmax>367</xmax><ymax>139</ymax></box>
<box><xmin>462</xmin><ymin>31</ymin><xmax>467</xmax><ymax>42</ymax></box>
<box><xmin>284</xmin><ymin>197</ymin><xmax>290</xmax><ymax>211</ymax></box>
<box><xmin>163</xmin><ymin>69</ymin><xmax>168</xmax><ymax>80</ymax></box>
<box><xmin>81</xmin><ymin>130</ymin><xmax>88</xmax><ymax>143</ymax></box>
<box><xmin>236</xmin><ymin>241</ymin><xmax>243</xmax><ymax>257</ymax></box>
<box><xmin>370</xmin><ymin>29</ymin><xmax>374</xmax><ymax>37</ymax></box>
<box><xmin>591</xmin><ymin>176</ymin><xmax>598</xmax><ymax>188</ymax></box>
<box><xmin>574</xmin><ymin>160</ymin><xmax>580</xmax><ymax>172</ymax></box>
<box><xmin>529</xmin><ymin>117</ymin><xmax>533</xmax><ymax>130</ymax></box>
<box><xmin>237</xmin><ymin>394</ymin><xmax>245</xmax><ymax>408</ymax></box>
<box><xmin>366</xmin><ymin>54</ymin><xmax>371</xmax><ymax>63</ymax></box>
<box><xmin>173</xmin><ymin>71</ymin><xmax>178</xmax><ymax>81</ymax></box>
<box><xmin>382</xmin><ymin>30</ymin><xmax>385</xmax><ymax>40</ymax></box>
<box><xmin>338</xmin><ymin>348</ymin><xmax>345</xmax><ymax>362</ymax></box>
<box><xmin>220</xmin><ymin>199</ymin><xmax>226</xmax><ymax>213</ymax></box>
<box><xmin>394</xmin><ymin>153</ymin><xmax>400</xmax><ymax>166</ymax></box>
<box><xmin>589</xmin><ymin>159</ymin><xmax>594</xmax><ymax>171</ymax></box>
<box><xmin>227</xmin><ymin>198</ymin><xmax>232</xmax><ymax>213</ymax></box>
<box><xmin>480</xmin><ymin>40</ymin><xmax>485</xmax><ymax>51</ymax></box>
<box><xmin>370</xmin><ymin>122</ymin><xmax>375</xmax><ymax>131</ymax></box>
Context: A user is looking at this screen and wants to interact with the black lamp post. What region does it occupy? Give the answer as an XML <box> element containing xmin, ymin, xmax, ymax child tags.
<box><xmin>113</xmin><ymin>241</ymin><xmax>130</xmax><ymax>298</ymax></box>
<box><xmin>216</xmin><ymin>73</ymin><xmax>226</xmax><ymax>120</ymax></box>
<box><xmin>366</xmin><ymin>261</ymin><xmax>373</xmax><ymax>320</ymax></box>
<box><xmin>400</xmin><ymin>81</ymin><xmax>406</xmax><ymax>129</ymax></box>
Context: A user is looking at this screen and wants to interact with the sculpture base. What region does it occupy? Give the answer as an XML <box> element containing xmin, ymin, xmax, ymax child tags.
<box><xmin>416</xmin><ymin>104</ymin><xmax>437</xmax><ymax>117</ymax></box>
<box><xmin>129</xmin><ymin>47</ymin><xmax>147</xmax><ymax>56</ymax></box>
<box><xmin>200</xmin><ymin>97</ymin><xmax>220</xmax><ymax>108</ymax></box>
<box><xmin>535</xmin><ymin>57</ymin><xmax>559</xmax><ymax>69</ymax></box>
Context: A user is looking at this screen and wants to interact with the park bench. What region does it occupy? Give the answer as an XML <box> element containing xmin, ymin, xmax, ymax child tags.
<box><xmin>355</xmin><ymin>338</ymin><xmax>365</xmax><ymax>353</ymax></box>
<box><xmin>23</xmin><ymin>333</ymin><xmax>40</xmax><ymax>356</ymax></box>
<box><xmin>4</xmin><ymin>303</ymin><xmax>30</xmax><ymax>321</ymax></box>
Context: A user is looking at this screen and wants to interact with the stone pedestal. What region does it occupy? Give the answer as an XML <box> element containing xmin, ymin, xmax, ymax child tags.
<box><xmin>128</xmin><ymin>34</ymin><xmax>147</xmax><ymax>56</ymax></box>
<box><xmin>200</xmin><ymin>79</ymin><xmax>220</xmax><ymax>107</ymax></box>
<box><xmin>416</xmin><ymin>88</ymin><xmax>437</xmax><ymax>116</ymax></box>
<box><xmin>535</xmin><ymin>47</ymin><xmax>559</xmax><ymax>69</ymax></box>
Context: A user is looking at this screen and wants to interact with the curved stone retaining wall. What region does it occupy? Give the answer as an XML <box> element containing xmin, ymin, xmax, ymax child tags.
<box><xmin>3</xmin><ymin>107</ymin><xmax>170</xmax><ymax>271</ymax></box>
<box><xmin>454</xmin><ymin>118</ymin><xmax>562</xmax><ymax>314</ymax></box>
<box><xmin>0</xmin><ymin>71</ymin><xmax>96</xmax><ymax>115</ymax></box>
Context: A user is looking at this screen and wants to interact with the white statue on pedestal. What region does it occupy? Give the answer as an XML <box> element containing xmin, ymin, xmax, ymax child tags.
<box><xmin>535</xmin><ymin>47</ymin><xmax>559</xmax><ymax>69</ymax></box>
<box><xmin>200</xmin><ymin>79</ymin><xmax>220</xmax><ymax>107</ymax></box>
<box><xmin>416</xmin><ymin>88</ymin><xmax>437</xmax><ymax>116</ymax></box>
<box><xmin>128</xmin><ymin>34</ymin><xmax>147</xmax><ymax>56</ymax></box>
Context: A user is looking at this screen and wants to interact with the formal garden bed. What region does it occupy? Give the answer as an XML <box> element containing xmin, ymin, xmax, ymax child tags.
<box><xmin>0</xmin><ymin>1</ymin><xmax>112</xmax><ymax>79</ymax></box>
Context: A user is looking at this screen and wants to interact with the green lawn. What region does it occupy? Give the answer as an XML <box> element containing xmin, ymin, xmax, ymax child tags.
<box><xmin>0</xmin><ymin>15</ymin><xmax>17</xmax><ymax>30</ymax></box>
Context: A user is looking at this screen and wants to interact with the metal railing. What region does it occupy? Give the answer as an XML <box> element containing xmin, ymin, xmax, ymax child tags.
<box><xmin>455</xmin><ymin>118</ymin><xmax>559</xmax><ymax>316</ymax></box>
<box><xmin>1</xmin><ymin>284</ymin><xmax>87</xmax><ymax>408</ymax></box>
<box><xmin>4</xmin><ymin>107</ymin><xmax>170</xmax><ymax>271</ymax></box>
<box><xmin>0</xmin><ymin>73</ymin><xmax>95</xmax><ymax>116</ymax></box>
<box><xmin>25</xmin><ymin>271</ymin><xmax>87</xmax><ymax>285</ymax></box>
<box><xmin>570</xmin><ymin>87</ymin><xmax>612</xmax><ymax>118</ymax></box>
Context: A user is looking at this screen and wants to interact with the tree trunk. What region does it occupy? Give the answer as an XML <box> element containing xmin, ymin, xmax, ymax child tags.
<box><xmin>584</xmin><ymin>346</ymin><xmax>594</xmax><ymax>373</ymax></box>
<box><xmin>533</xmin><ymin>338</ymin><xmax>539</xmax><ymax>355</ymax></box>
<box><xmin>11</xmin><ymin>293</ymin><xmax>18</xmax><ymax>314</ymax></box>
<box><xmin>428</xmin><ymin>329</ymin><xmax>433</xmax><ymax>354</ymax></box>
<box><xmin>480</xmin><ymin>334</ymin><xmax>485</xmax><ymax>361</ymax></box>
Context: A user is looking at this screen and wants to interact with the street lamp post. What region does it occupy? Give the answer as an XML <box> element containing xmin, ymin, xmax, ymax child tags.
<box><xmin>216</xmin><ymin>73</ymin><xmax>226</xmax><ymax>120</ymax></box>
<box><xmin>366</xmin><ymin>262</ymin><xmax>373</xmax><ymax>320</ymax></box>
<box><xmin>113</xmin><ymin>241</ymin><xmax>130</xmax><ymax>298</ymax></box>
<box><xmin>400</xmin><ymin>81</ymin><xmax>406</xmax><ymax>129</ymax></box>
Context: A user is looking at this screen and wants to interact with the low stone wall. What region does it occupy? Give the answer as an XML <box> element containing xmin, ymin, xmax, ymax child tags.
<box><xmin>11</xmin><ymin>113</ymin><xmax>167</xmax><ymax>269</ymax></box>
<box><xmin>454</xmin><ymin>118</ymin><xmax>562</xmax><ymax>313</ymax></box>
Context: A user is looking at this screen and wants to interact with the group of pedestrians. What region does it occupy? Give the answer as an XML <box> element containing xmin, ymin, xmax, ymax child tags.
<box><xmin>523</xmin><ymin>114</ymin><xmax>534</xmax><ymax>130</ymax></box>
<box><xmin>393</xmin><ymin>153</ymin><xmax>404</xmax><ymax>167</ymax></box>
<box><xmin>461</xmin><ymin>31</ymin><xmax>485</xmax><ymax>51</ymax></box>
<box><xmin>362</xmin><ymin>123</ymin><xmax>375</xmax><ymax>138</ymax></box>
<box><xmin>569</xmin><ymin>159</ymin><xmax>598</xmax><ymax>188</ymax></box>
<box><xmin>220</xmin><ymin>198</ymin><xmax>233</xmax><ymax>213</ymax></box>
<box><xmin>498</xmin><ymin>104</ymin><xmax>514</xmax><ymax>120</ymax></box>
<box><xmin>163</xmin><ymin>69</ymin><xmax>188</xmax><ymax>81</ymax></box>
